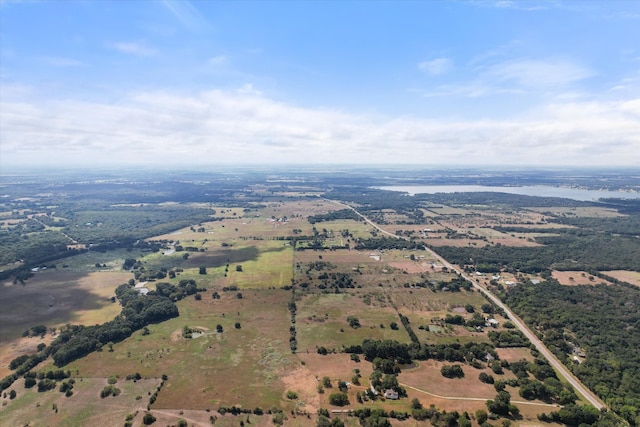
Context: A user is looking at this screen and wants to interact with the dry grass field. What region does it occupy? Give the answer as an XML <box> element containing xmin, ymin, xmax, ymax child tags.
<box><xmin>601</xmin><ymin>270</ymin><xmax>640</xmax><ymax>287</ymax></box>
<box><xmin>68</xmin><ymin>289</ymin><xmax>297</xmax><ymax>411</ymax></box>
<box><xmin>0</xmin><ymin>376</ymin><xmax>161</xmax><ymax>427</ymax></box>
<box><xmin>0</xmin><ymin>271</ymin><xmax>131</xmax><ymax>376</ymax></box>
<box><xmin>552</xmin><ymin>271</ymin><xmax>613</xmax><ymax>286</ymax></box>
<box><xmin>0</xmin><ymin>198</ymin><xmax>581</xmax><ymax>426</ymax></box>
<box><xmin>527</xmin><ymin>206</ymin><xmax>624</xmax><ymax>218</ymax></box>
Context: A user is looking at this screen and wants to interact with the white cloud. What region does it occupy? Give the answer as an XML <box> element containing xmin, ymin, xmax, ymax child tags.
<box><xmin>620</xmin><ymin>99</ymin><xmax>640</xmax><ymax>116</ymax></box>
<box><xmin>482</xmin><ymin>58</ymin><xmax>594</xmax><ymax>88</ymax></box>
<box><xmin>418</xmin><ymin>58</ymin><xmax>453</xmax><ymax>75</ymax></box>
<box><xmin>1</xmin><ymin>88</ymin><xmax>638</xmax><ymax>168</ymax></box>
<box><xmin>108</xmin><ymin>42</ymin><xmax>157</xmax><ymax>56</ymax></box>
<box><xmin>162</xmin><ymin>0</ymin><xmax>210</xmax><ymax>33</ymax></box>
<box><xmin>236</xmin><ymin>83</ymin><xmax>261</xmax><ymax>96</ymax></box>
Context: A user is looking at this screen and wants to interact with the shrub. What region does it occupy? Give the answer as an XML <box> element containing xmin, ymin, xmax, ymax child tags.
<box><xmin>329</xmin><ymin>392</ymin><xmax>349</xmax><ymax>406</ymax></box>
<box><xmin>285</xmin><ymin>390</ymin><xmax>298</xmax><ymax>400</ymax></box>
<box><xmin>142</xmin><ymin>412</ymin><xmax>156</xmax><ymax>425</ymax></box>
<box><xmin>441</xmin><ymin>365</ymin><xmax>465</xmax><ymax>378</ymax></box>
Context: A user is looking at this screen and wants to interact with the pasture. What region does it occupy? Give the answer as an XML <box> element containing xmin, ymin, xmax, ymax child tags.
<box><xmin>601</xmin><ymin>270</ymin><xmax>640</xmax><ymax>287</ymax></box>
<box><xmin>0</xmin><ymin>270</ymin><xmax>130</xmax><ymax>342</ymax></box>
<box><xmin>552</xmin><ymin>271</ymin><xmax>613</xmax><ymax>287</ymax></box>
<box><xmin>67</xmin><ymin>288</ymin><xmax>298</xmax><ymax>411</ymax></box>
<box><xmin>0</xmin><ymin>376</ymin><xmax>161</xmax><ymax>427</ymax></box>
<box><xmin>0</xmin><ymin>197</ymin><xmax>576</xmax><ymax>426</ymax></box>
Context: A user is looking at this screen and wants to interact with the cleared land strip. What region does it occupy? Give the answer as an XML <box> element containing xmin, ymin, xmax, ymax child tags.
<box><xmin>401</xmin><ymin>383</ymin><xmax>560</xmax><ymax>408</ymax></box>
<box><xmin>323</xmin><ymin>197</ymin><xmax>607</xmax><ymax>410</ymax></box>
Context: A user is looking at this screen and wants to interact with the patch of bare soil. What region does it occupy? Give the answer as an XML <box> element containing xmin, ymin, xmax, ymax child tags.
<box><xmin>280</xmin><ymin>364</ymin><xmax>321</xmax><ymax>412</ymax></box>
<box><xmin>552</xmin><ymin>271</ymin><xmax>612</xmax><ymax>286</ymax></box>
<box><xmin>601</xmin><ymin>270</ymin><xmax>640</xmax><ymax>287</ymax></box>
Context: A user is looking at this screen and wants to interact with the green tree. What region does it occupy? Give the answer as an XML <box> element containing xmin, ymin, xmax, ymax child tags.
<box><xmin>329</xmin><ymin>392</ymin><xmax>349</xmax><ymax>406</ymax></box>
<box><xmin>142</xmin><ymin>412</ymin><xmax>156</xmax><ymax>425</ymax></box>
<box><xmin>476</xmin><ymin>409</ymin><xmax>488</xmax><ymax>424</ymax></box>
<box><xmin>322</xmin><ymin>376</ymin><xmax>332</xmax><ymax>388</ymax></box>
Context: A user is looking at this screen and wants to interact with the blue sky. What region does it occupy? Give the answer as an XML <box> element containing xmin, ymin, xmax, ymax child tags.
<box><xmin>1</xmin><ymin>0</ymin><xmax>639</xmax><ymax>169</ymax></box>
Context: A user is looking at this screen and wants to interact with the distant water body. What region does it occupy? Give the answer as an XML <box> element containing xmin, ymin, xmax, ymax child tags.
<box><xmin>376</xmin><ymin>185</ymin><xmax>640</xmax><ymax>202</ymax></box>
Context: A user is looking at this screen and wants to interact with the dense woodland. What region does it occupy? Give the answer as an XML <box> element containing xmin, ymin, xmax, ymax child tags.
<box><xmin>503</xmin><ymin>281</ymin><xmax>640</xmax><ymax>425</ymax></box>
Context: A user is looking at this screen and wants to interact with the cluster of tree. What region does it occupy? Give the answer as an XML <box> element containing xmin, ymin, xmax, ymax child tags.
<box><xmin>57</xmin><ymin>203</ymin><xmax>213</xmax><ymax>246</ymax></box>
<box><xmin>288</xmin><ymin>293</ymin><xmax>297</xmax><ymax>353</ymax></box>
<box><xmin>0</xmin><ymin>227</ymin><xmax>71</xmax><ymax>266</ymax></box>
<box><xmin>354</xmin><ymin>237</ymin><xmax>420</xmax><ymax>251</ymax></box>
<box><xmin>322</xmin><ymin>188</ymin><xmax>427</xmax><ymax>224</ymax></box>
<box><xmin>537</xmin><ymin>404</ymin><xmax>607</xmax><ymax>426</ymax></box>
<box><xmin>307</xmin><ymin>209</ymin><xmax>362</xmax><ymax>224</ymax></box>
<box><xmin>431</xmin><ymin>276</ymin><xmax>473</xmax><ymax>292</ymax></box>
<box><xmin>487</xmin><ymin>330</ymin><xmax>530</xmax><ymax>348</ymax></box>
<box><xmin>504</xmin><ymin>280</ymin><xmax>640</xmax><ymax>425</ymax></box>
<box><xmin>39</xmin><ymin>287</ymin><xmax>179</xmax><ymax>367</ymax></box>
<box><xmin>349</xmin><ymin>405</ymin><xmax>474</xmax><ymax>427</ymax></box>
<box><xmin>100</xmin><ymin>385</ymin><xmax>121</xmax><ymax>398</ymax></box>
<box><xmin>440</xmin><ymin>365</ymin><xmax>465</xmax><ymax>378</ymax></box>
<box><xmin>486</xmin><ymin>390</ymin><xmax>520</xmax><ymax>418</ymax></box>
<box><xmin>153</xmin><ymin>279</ymin><xmax>204</xmax><ymax>301</ymax></box>
<box><xmin>316</xmin><ymin>272</ymin><xmax>355</xmax><ymax>290</ymax></box>
<box><xmin>435</xmin><ymin>226</ymin><xmax>640</xmax><ymax>273</ymax></box>
<box><xmin>359</xmin><ymin>339</ymin><xmax>498</xmax><ymax>368</ymax></box>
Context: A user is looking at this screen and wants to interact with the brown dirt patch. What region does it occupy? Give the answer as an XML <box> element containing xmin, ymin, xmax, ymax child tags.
<box><xmin>387</xmin><ymin>261</ymin><xmax>425</xmax><ymax>273</ymax></box>
<box><xmin>602</xmin><ymin>270</ymin><xmax>640</xmax><ymax>287</ymax></box>
<box><xmin>496</xmin><ymin>347</ymin><xmax>535</xmax><ymax>362</ymax></box>
<box><xmin>552</xmin><ymin>271</ymin><xmax>612</xmax><ymax>286</ymax></box>
<box><xmin>280</xmin><ymin>364</ymin><xmax>321</xmax><ymax>412</ymax></box>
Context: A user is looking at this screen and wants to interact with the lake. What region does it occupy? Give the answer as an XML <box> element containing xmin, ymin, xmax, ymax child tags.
<box><xmin>375</xmin><ymin>185</ymin><xmax>640</xmax><ymax>202</ymax></box>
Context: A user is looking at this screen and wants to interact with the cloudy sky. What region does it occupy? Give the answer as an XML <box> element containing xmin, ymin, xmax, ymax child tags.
<box><xmin>1</xmin><ymin>0</ymin><xmax>639</xmax><ymax>169</ymax></box>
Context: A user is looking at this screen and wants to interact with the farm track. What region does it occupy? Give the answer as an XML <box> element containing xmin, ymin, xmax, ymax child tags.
<box><xmin>401</xmin><ymin>383</ymin><xmax>560</xmax><ymax>408</ymax></box>
<box><xmin>323</xmin><ymin>198</ymin><xmax>607</xmax><ymax>410</ymax></box>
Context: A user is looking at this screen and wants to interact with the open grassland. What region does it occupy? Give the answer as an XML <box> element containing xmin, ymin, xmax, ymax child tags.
<box><xmin>400</xmin><ymin>361</ymin><xmax>560</xmax><ymax>423</ymax></box>
<box><xmin>426</xmin><ymin>237</ymin><xmax>489</xmax><ymax>248</ymax></box>
<box><xmin>0</xmin><ymin>376</ymin><xmax>161</xmax><ymax>427</ymax></box>
<box><xmin>0</xmin><ymin>271</ymin><xmax>131</xmax><ymax>376</ymax></box>
<box><xmin>212</xmin><ymin>241</ymin><xmax>293</xmax><ymax>289</ymax></box>
<box><xmin>51</xmin><ymin>247</ymin><xmax>157</xmax><ymax>272</ymax></box>
<box><xmin>426</xmin><ymin>206</ymin><xmax>474</xmax><ymax>216</ymax></box>
<box><xmin>601</xmin><ymin>270</ymin><xmax>640</xmax><ymax>287</ymax></box>
<box><xmin>527</xmin><ymin>206</ymin><xmax>624</xmax><ymax>218</ymax></box>
<box><xmin>67</xmin><ymin>289</ymin><xmax>297</xmax><ymax>411</ymax></box>
<box><xmin>311</xmin><ymin>218</ymin><xmax>377</xmax><ymax>240</ymax></box>
<box><xmin>295</xmin><ymin>292</ymin><xmax>412</xmax><ymax>351</ymax></box>
<box><xmin>0</xmin><ymin>271</ymin><xmax>131</xmax><ymax>342</ymax></box>
<box><xmin>552</xmin><ymin>271</ymin><xmax>613</xmax><ymax>286</ymax></box>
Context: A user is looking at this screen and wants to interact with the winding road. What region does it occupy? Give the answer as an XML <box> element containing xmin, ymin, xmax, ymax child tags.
<box><xmin>325</xmin><ymin>198</ymin><xmax>606</xmax><ymax>410</ymax></box>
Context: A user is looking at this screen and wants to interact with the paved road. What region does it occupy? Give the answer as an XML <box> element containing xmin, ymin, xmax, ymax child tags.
<box><xmin>326</xmin><ymin>198</ymin><xmax>606</xmax><ymax>410</ymax></box>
